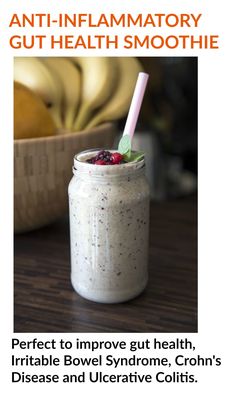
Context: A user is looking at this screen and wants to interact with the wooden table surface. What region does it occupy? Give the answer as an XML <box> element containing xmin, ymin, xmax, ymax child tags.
<box><xmin>14</xmin><ymin>195</ymin><xmax>197</xmax><ymax>333</ymax></box>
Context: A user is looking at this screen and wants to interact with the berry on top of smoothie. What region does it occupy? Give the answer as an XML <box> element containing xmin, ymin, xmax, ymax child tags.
<box><xmin>87</xmin><ymin>150</ymin><xmax>124</xmax><ymax>165</ymax></box>
<box><xmin>111</xmin><ymin>152</ymin><xmax>123</xmax><ymax>164</ymax></box>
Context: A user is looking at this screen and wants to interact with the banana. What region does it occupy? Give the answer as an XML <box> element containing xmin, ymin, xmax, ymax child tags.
<box><xmin>42</xmin><ymin>57</ymin><xmax>81</xmax><ymax>130</ymax></box>
<box><xmin>72</xmin><ymin>57</ymin><xmax>118</xmax><ymax>131</ymax></box>
<box><xmin>14</xmin><ymin>57</ymin><xmax>63</xmax><ymax>128</ymax></box>
<box><xmin>85</xmin><ymin>57</ymin><xmax>143</xmax><ymax>130</ymax></box>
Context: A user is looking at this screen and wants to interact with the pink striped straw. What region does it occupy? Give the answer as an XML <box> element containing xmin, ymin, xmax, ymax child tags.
<box><xmin>123</xmin><ymin>72</ymin><xmax>149</xmax><ymax>139</ymax></box>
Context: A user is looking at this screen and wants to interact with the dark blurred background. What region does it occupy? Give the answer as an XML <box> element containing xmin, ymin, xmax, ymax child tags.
<box><xmin>119</xmin><ymin>57</ymin><xmax>197</xmax><ymax>201</ymax></box>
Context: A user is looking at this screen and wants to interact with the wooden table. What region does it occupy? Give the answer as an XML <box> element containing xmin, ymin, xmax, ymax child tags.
<box><xmin>14</xmin><ymin>195</ymin><xmax>197</xmax><ymax>333</ymax></box>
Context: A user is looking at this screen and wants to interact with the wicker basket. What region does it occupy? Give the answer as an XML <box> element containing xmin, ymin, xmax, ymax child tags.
<box><xmin>14</xmin><ymin>123</ymin><xmax>117</xmax><ymax>233</ymax></box>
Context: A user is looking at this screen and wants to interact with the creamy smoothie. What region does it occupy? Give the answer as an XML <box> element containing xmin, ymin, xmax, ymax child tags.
<box><xmin>68</xmin><ymin>149</ymin><xmax>150</xmax><ymax>303</ymax></box>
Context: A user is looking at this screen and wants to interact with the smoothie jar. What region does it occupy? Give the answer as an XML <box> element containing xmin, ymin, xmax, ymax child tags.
<box><xmin>68</xmin><ymin>149</ymin><xmax>150</xmax><ymax>303</ymax></box>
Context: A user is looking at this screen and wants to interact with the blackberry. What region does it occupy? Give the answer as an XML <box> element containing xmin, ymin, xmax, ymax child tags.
<box><xmin>96</xmin><ymin>150</ymin><xmax>112</xmax><ymax>162</ymax></box>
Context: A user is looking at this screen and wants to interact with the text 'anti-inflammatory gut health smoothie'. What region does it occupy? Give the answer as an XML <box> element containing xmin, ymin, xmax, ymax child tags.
<box><xmin>68</xmin><ymin>149</ymin><xmax>150</xmax><ymax>303</ymax></box>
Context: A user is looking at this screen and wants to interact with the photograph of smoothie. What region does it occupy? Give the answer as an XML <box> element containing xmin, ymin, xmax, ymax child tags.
<box><xmin>69</xmin><ymin>72</ymin><xmax>149</xmax><ymax>303</ymax></box>
<box><xmin>69</xmin><ymin>149</ymin><xmax>150</xmax><ymax>303</ymax></box>
<box><xmin>14</xmin><ymin>57</ymin><xmax>197</xmax><ymax>332</ymax></box>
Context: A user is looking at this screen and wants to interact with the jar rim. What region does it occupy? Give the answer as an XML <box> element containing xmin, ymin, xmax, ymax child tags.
<box><xmin>73</xmin><ymin>149</ymin><xmax>145</xmax><ymax>178</ymax></box>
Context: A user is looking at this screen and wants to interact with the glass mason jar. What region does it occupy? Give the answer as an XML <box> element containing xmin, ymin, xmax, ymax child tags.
<box><xmin>68</xmin><ymin>149</ymin><xmax>150</xmax><ymax>303</ymax></box>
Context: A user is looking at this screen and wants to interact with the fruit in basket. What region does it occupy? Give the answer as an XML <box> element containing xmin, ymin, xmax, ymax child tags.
<box><xmin>13</xmin><ymin>56</ymin><xmax>144</xmax><ymax>134</ymax></box>
<box><xmin>85</xmin><ymin>57</ymin><xmax>143</xmax><ymax>129</ymax></box>
<box><xmin>14</xmin><ymin>57</ymin><xmax>63</xmax><ymax>128</ymax></box>
<box><xmin>42</xmin><ymin>57</ymin><xmax>81</xmax><ymax>130</ymax></box>
<box><xmin>14</xmin><ymin>81</ymin><xmax>57</xmax><ymax>140</ymax></box>
<box><xmin>72</xmin><ymin>57</ymin><xmax>118</xmax><ymax>130</ymax></box>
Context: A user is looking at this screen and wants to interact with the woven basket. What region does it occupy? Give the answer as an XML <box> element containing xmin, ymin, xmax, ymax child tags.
<box><xmin>14</xmin><ymin>123</ymin><xmax>117</xmax><ymax>233</ymax></box>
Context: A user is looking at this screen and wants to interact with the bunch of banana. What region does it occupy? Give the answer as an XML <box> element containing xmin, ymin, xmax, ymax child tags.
<box><xmin>14</xmin><ymin>56</ymin><xmax>144</xmax><ymax>133</ymax></box>
<box><xmin>85</xmin><ymin>57</ymin><xmax>143</xmax><ymax>130</ymax></box>
<box><xmin>72</xmin><ymin>57</ymin><xmax>118</xmax><ymax>131</ymax></box>
<box><xmin>42</xmin><ymin>57</ymin><xmax>81</xmax><ymax>130</ymax></box>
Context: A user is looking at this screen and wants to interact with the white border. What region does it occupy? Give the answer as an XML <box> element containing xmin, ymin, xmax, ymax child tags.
<box><xmin>0</xmin><ymin>1</ymin><xmax>235</xmax><ymax>404</ymax></box>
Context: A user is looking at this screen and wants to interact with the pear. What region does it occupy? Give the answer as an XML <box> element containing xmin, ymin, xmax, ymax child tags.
<box><xmin>14</xmin><ymin>57</ymin><xmax>63</xmax><ymax>128</ymax></box>
<box><xmin>14</xmin><ymin>81</ymin><xmax>57</xmax><ymax>140</ymax></box>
